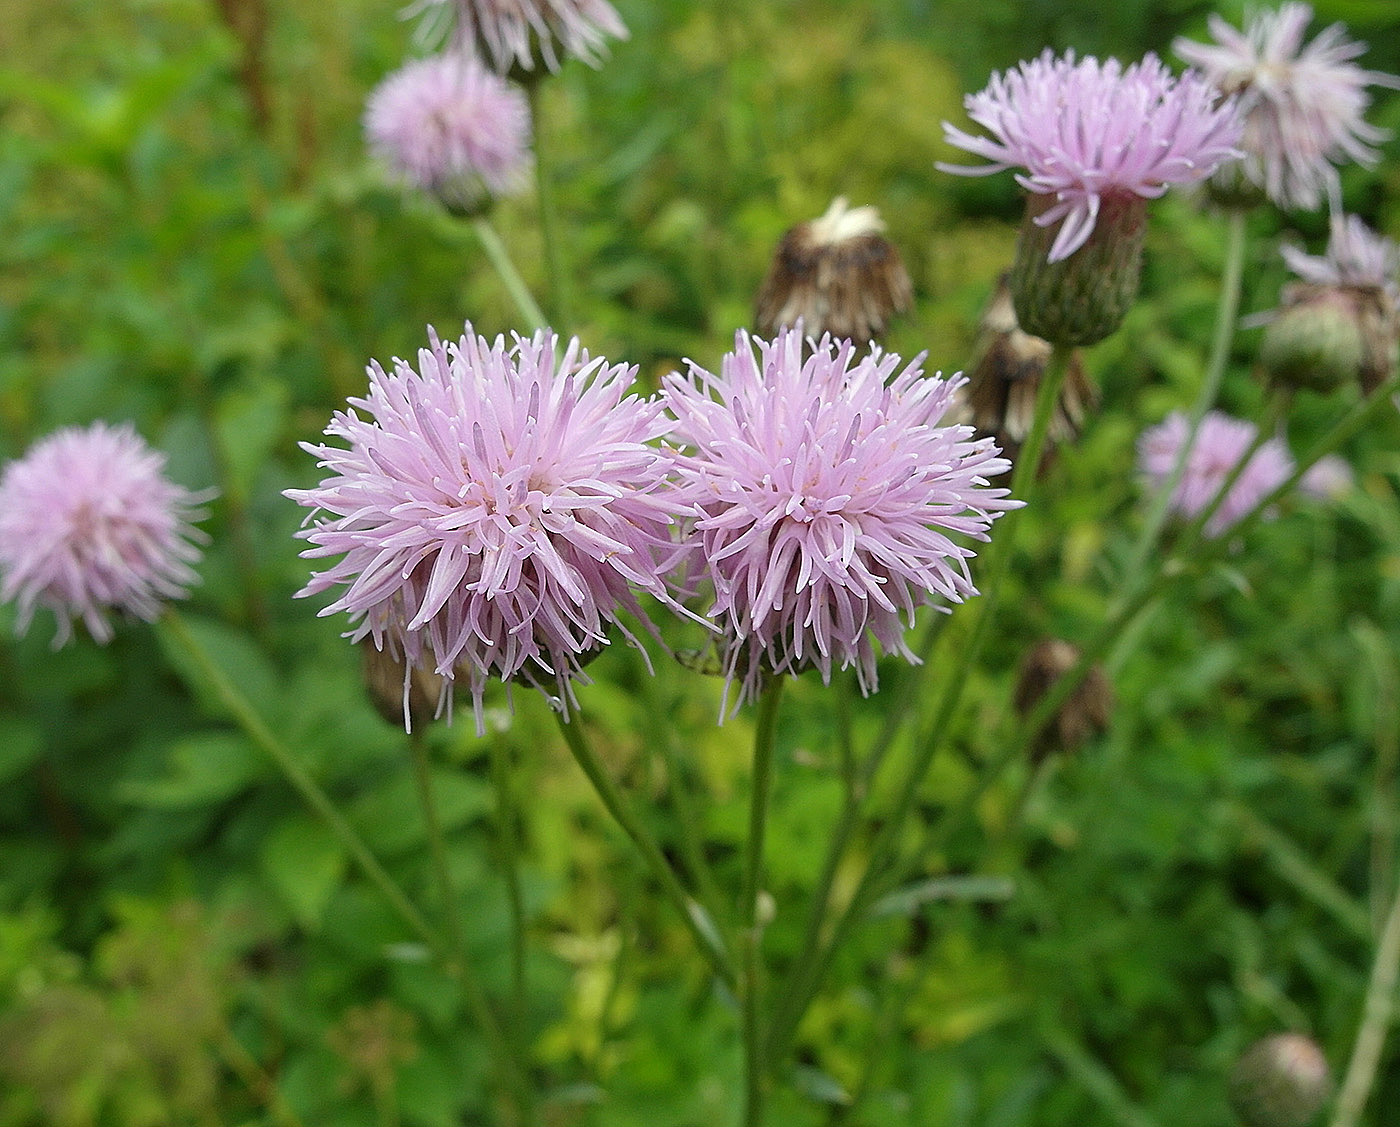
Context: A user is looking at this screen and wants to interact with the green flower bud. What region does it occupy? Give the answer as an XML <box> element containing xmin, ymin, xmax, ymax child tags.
<box><xmin>1228</xmin><ymin>1033</ymin><xmax>1331</xmax><ymax>1127</ymax></box>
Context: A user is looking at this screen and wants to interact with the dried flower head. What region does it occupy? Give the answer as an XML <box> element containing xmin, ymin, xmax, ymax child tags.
<box><xmin>1283</xmin><ymin>213</ymin><xmax>1400</xmax><ymax>299</ymax></box>
<box><xmin>662</xmin><ymin>327</ymin><xmax>1019</xmax><ymax>708</ymax></box>
<box><xmin>0</xmin><ymin>422</ymin><xmax>208</xmax><ymax>646</ymax></box>
<box><xmin>940</xmin><ymin>50</ymin><xmax>1242</xmax><ymax>263</ymax></box>
<box><xmin>365</xmin><ymin>52</ymin><xmax>531</xmax><ymax>212</ymax></box>
<box><xmin>288</xmin><ymin>325</ymin><xmax>688</xmax><ymax>732</ymax></box>
<box><xmin>1137</xmin><ymin>410</ymin><xmax>1294</xmax><ymax>537</ymax></box>
<box><xmin>959</xmin><ymin>273</ymin><xmax>1097</xmax><ymax>466</ymax></box>
<box><xmin>410</xmin><ymin>0</ymin><xmax>627</xmax><ymax>74</ymax></box>
<box><xmin>754</xmin><ymin>197</ymin><xmax>913</xmax><ymax>348</ymax></box>
<box><xmin>1012</xmin><ymin>638</ymin><xmax>1113</xmax><ymax>762</ymax></box>
<box><xmin>1175</xmin><ymin>4</ymin><xmax>1400</xmax><ymax>211</ymax></box>
<box><xmin>1229</xmin><ymin>1032</ymin><xmax>1332</xmax><ymax>1127</ymax></box>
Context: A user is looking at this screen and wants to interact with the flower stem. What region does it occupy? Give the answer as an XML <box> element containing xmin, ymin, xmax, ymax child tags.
<box><xmin>1330</xmin><ymin>872</ymin><xmax>1400</xmax><ymax>1127</ymax></box>
<box><xmin>488</xmin><ymin>735</ymin><xmax>530</xmax><ymax>1040</ymax></box>
<box><xmin>471</xmin><ymin>215</ymin><xmax>548</xmax><ymax>332</ymax></box>
<box><xmin>741</xmin><ymin>678</ymin><xmax>785</xmax><ymax>1127</ymax></box>
<box><xmin>553</xmin><ymin>712</ymin><xmax>738</xmax><ymax>989</ymax></box>
<box><xmin>767</xmin><ymin>345</ymin><xmax>1073</xmax><ymax>1064</ymax></box>
<box><xmin>526</xmin><ymin>80</ymin><xmax>571</xmax><ymax>332</ymax></box>
<box><xmin>1121</xmin><ymin>207</ymin><xmax>1248</xmax><ymax>585</ymax></box>
<box><xmin>156</xmin><ymin>610</ymin><xmax>529</xmax><ymax>1124</ymax></box>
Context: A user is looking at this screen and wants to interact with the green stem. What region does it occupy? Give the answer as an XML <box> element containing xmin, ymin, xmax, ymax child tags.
<box><xmin>742</xmin><ymin>679</ymin><xmax>785</xmax><ymax>1127</ymax></box>
<box><xmin>409</xmin><ymin>729</ymin><xmax>467</xmax><ymax>958</ymax></box>
<box><xmin>526</xmin><ymin>81</ymin><xmax>571</xmax><ymax>331</ymax></box>
<box><xmin>553</xmin><ymin>712</ymin><xmax>739</xmax><ymax>989</ymax></box>
<box><xmin>471</xmin><ymin>216</ymin><xmax>548</xmax><ymax>333</ymax></box>
<box><xmin>1121</xmin><ymin>207</ymin><xmax>1248</xmax><ymax>586</ymax></box>
<box><xmin>1330</xmin><ymin>873</ymin><xmax>1400</xmax><ymax>1127</ymax></box>
<box><xmin>488</xmin><ymin>736</ymin><xmax>530</xmax><ymax>1037</ymax></box>
<box><xmin>768</xmin><ymin>345</ymin><xmax>1073</xmax><ymax>1064</ymax></box>
<box><xmin>157</xmin><ymin>610</ymin><xmax>528</xmax><ymax>1123</ymax></box>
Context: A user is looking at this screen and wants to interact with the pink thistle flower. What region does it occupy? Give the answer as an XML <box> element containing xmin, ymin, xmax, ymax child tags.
<box><xmin>1299</xmin><ymin>453</ymin><xmax>1353</xmax><ymax>500</ymax></box>
<box><xmin>662</xmin><ymin>327</ymin><xmax>1020</xmax><ymax>708</ymax></box>
<box><xmin>1175</xmin><ymin>4</ymin><xmax>1400</xmax><ymax>211</ymax></box>
<box><xmin>1137</xmin><ymin>410</ymin><xmax>1294</xmax><ymax>537</ymax></box>
<box><xmin>940</xmin><ymin>50</ymin><xmax>1242</xmax><ymax>263</ymax></box>
<box><xmin>410</xmin><ymin>0</ymin><xmax>628</xmax><ymax>74</ymax></box>
<box><xmin>287</xmin><ymin>324</ymin><xmax>687</xmax><ymax>733</ymax></box>
<box><xmin>1282</xmin><ymin>213</ymin><xmax>1400</xmax><ymax>302</ymax></box>
<box><xmin>0</xmin><ymin>422</ymin><xmax>208</xmax><ymax>646</ymax></box>
<box><xmin>365</xmin><ymin>52</ymin><xmax>531</xmax><ymax>211</ymax></box>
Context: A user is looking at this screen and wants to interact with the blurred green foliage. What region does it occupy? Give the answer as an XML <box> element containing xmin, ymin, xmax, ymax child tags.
<box><xmin>2</xmin><ymin>0</ymin><xmax>1400</xmax><ymax>1124</ymax></box>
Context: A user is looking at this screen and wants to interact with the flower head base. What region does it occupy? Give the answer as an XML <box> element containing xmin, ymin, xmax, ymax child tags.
<box><xmin>412</xmin><ymin>0</ymin><xmax>628</xmax><ymax>75</ymax></box>
<box><xmin>754</xmin><ymin>197</ymin><xmax>913</xmax><ymax>348</ymax></box>
<box><xmin>1137</xmin><ymin>410</ymin><xmax>1294</xmax><ymax>537</ymax></box>
<box><xmin>0</xmin><ymin>422</ymin><xmax>208</xmax><ymax>646</ymax></box>
<box><xmin>940</xmin><ymin>50</ymin><xmax>1242</xmax><ymax>263</ymax></box>
<box><xmin>663</xmin><ymin>327</ymin><xmax>1019</xmax><ymax>709</ymax></box>
<box><xmin>1175</xmin><ymin>4</ymin><xmax>1400</xmax><ymax>212</ymax></box>
<box><xmin>288</xmin><ymin>325</ymin><xmax>687</xmax><ymax>733</ymax></box>
<box><xmin>365</xmin><ymin>52</ymin><xmax>531</xmax><ymax>213</ymax></box>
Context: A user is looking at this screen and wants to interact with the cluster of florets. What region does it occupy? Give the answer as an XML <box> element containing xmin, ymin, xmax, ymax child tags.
<box><xmin>288</xmin><ymin>324</ymin><xmax>1018</xmax><ymax>726</ymax></box>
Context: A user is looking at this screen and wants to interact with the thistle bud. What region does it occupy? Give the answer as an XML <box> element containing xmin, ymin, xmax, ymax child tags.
<box><xmin>755</xmin><ymin>197</ymin><xmax>913</xmax><ymax>347</ymax></box>
<box><xmin>1228</xmin><ymin>1033</ymin><xmax>1331</xmax><ymax>1127</ymax></box>
<box><xmin>961</xmin><ymin>274</ymin><xmax>1097</xmax><ymax>469</ymax></box>
<box><xmin>1010</xmin><ymin>192</ymin><xmax>1147</xmax><ymax>347</ymax></box>
<box><xmin>1012</xmin><ymin>639</ymin><xmax>1112</xmax><ymax>762</ymax></box>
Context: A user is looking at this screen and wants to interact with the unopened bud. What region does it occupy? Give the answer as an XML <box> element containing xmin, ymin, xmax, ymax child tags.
<box><xmin>1012</xmin><ymin>639</ymin><xmax>1112</xmax><ymax>762</ymax></box>
<box><xmin>1260</xmin><ymin>284</ymin><xmax>1374</xmax><ymax>395</ymax></box>
<box><xmin>1228</xmin><ymin>1033</ymin><xmax>1331</xmax><ymax>1127</ymax></box>
<box><xmin>1010</xmin><ymin>192</ymin><xmax>1146</xmax><ymax>347</ymax></box>
<box><xmin>755</xmin><ymin>197</ymin><xmax>913</xmax><ymax>347</ymax></box>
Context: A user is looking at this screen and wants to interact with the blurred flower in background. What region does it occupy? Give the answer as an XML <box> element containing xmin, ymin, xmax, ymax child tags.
<box><xmin>409</xmin><ymin>0</ymin><xmax>628</xmax><ymax>74</ymax></box>
<box><xmin>1175</xmin><ymin>3</ymin><xmax>1400</xmax><ymax>211</ymax></box>
<box><xmin>288</xmin><ymin>325</ymin><xmax>688</xmax><ymax>733</ymax></box>
<box><xmin>365</xmin><ymin>52</ymin><xmax>532</xmax><ymax>214</ymax></box>
<box><xmin>753</xmin><ymin>197</ymin><xmax>913</xmax><ymax>348</ymax></box>
<box><xmin>0</xmin><ymin>422</ymin><xmax>208</xmax><ymax>646</ymax></box>
<box><xmin>1137</xmin><ymin>410</ymin><xmax>1294</xmax><ymax>537</ymax></box>
<box><xmin>663</xmin><ymin>326</ymin><xmax>1018</xmax><ymax>708</ymax></box>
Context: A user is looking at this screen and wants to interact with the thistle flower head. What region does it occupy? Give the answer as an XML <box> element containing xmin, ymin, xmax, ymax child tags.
<box><xmin>662</xmin><ymin>327</ymin><xmax>1019</xmax><ymax>708</ymax></box>
<box><xmin>365</xmin><ymin>52</ymin><xmax>531</xmax><ymax>211</ymax></box>
<box><xmin>409</xmin><ymin>0</ymin><xmax>628</xmax><ymax>74</ymax></box>
<box><xmin>940</xmin><ymin>50</ymin><xmax>1243</xmax><ymax>262</ymax></box>
<box><xmin>1137</xmin><ymin>410</ymin><xmax>1294</xmax><ymax>537</ymax></box>
<box><xmin>1282</xmin><ymin>213</ymin><xmax>1400</xmax><ymax>302</ymax></box>
<box><xmin>288</xmin><ymin>325</ymin><xmax>687</xmax><ymax>732</ymax></box>
<box><xmin>0</xmin><ymin>422</ymin><xmax>208</xmax><ymax>646</ymax></box>
<box><xmin>1175</xmin><ymin>4</ymin><xmax>1400</xmax><ymax>211</ymax></box>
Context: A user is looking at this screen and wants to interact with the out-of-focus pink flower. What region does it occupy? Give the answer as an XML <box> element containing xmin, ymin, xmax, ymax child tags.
<box><xmin>1137</xmin><ymin>410</ymin><xmax>1294</xmax><ymax>537</ymax></box>
<box><xmin>662</xmin><ymin>326</ymin><xmax>1019</xmax><ymax>708</ymax></box>
<box><xmin>1299</xmin><ymin>454</ymin><xmax>1354</xmax><ymax>500</ymax></box>
<box><xmin>288</xmin><ymin>324</ymin><xmax>687</xmax><ymax>732</ymax></box>
<box><xmin>1175</xmin><ymin>3</ymin><xmax>1400</xmax><ymax>211</ymax></box>
<box><xmin>365</xmin><ymin>52</ymin><xmax>531</xmax><ymax>210</ymax></box>
<box><xmin>940</xmin><ymin>50</ymin><xmax>1242</xmax><ymax>262</ymax></box>
<box><xmin>410</xmin><ymin>0</ymin><xmax>628</xmax><ymax>74</ymax></box>
<box><xmin>0</xmin><ymin>422</ymin><xmax>207</xmax><ymax>646</ymax></box>
<box><xmin>1282</xmin><ymin>213</ymin><xmax>1400</xmax><ymax>303</ymax></box>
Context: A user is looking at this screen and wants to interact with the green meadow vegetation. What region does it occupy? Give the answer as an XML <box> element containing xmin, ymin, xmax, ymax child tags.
<box><xmin>3</xmin><ymin>1</ymin><xmax>1400</xmax><ymax>1124</ymax></box>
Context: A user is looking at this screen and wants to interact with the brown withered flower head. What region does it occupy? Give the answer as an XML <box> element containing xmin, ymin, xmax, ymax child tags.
<box><xmin>1012</xmin><ymin>638</ymin><xmax>1113</xmax><ymax>762</ymax></box>
<box><xmin>754</xmin><ymin>197</ymin><xmax>913</xmax><ymax>347</ymax></box>
<box><xmin>959</xmin><ymin>274</ymin><xmax>1097</xmax><ymax>467</ymax></box>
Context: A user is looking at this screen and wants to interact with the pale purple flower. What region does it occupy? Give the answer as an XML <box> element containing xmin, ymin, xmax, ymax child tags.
<box><xmin>0</xmin><ymin>422</ymin><xmax>207</xmax><ymax>646</ymax></box>
<box><xmin>365</xmin><ymin>52</ymin><xmax>531</xmax><ymax>209</ymax></box>
<box><xmin>408</xmin><ymin>0</ymin><xmax>628</xmax><ymax>73</ymax></box>
<box><xmin>1282</xmin><ymin>213</ymin><xmax>1399</xmax><ymax>303</ymax></box>
<box><xmin>940</xmin><ymin>50</ymin><xmax>1243</xmax><ymax>262</ymax></box>
<box><xmin>1175</xmin><ymin>4</ymin><xmax>1400</xmax><ymax>211</ymax></box>
<box><xmin>1299</xmin><ymin>453</ymin><xmax>1353</xmax><ymax>500</ymax></box>
<box><xmin>1137</xmin><ymin>410</ymin><xmax>1294</xmax><ymax>537</ymax></box>
<box><xmin>288</xmin><ymin>324</ymin><xmax>687</xmax><ymax>732</ymax></box>
<box><xmin>662</xmin><ymin>327</ymin><xmax>1019</xmax><ymax>708</ymax></box>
